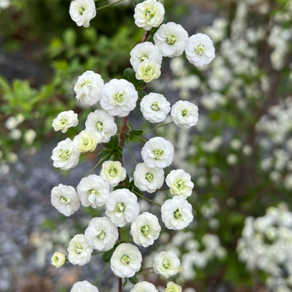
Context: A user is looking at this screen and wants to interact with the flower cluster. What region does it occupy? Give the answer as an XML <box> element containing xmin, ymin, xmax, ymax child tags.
<box><xmin>50</xmin><ymin>0</ymin><xmax>216</xmax><ymax>291</ymax></box>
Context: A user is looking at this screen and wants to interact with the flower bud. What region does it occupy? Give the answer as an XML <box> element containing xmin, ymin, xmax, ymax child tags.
<box><xmin>51</xmin><ymin>252</ymin><xmax>66</xmax><ymax>268</ymax></box>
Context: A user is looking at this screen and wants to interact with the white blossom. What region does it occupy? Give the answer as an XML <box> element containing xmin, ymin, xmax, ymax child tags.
<box><xmin>161</xmin><ymin>195</ymin><xmax>194</xmax><ymax>230</ymax></box>
<box><xmin>51</xmin><ymin>252</ymin><xmax>66</xmax><ymax>268</ymax></box>
<box><xmin>100</xmin><ymin>161</ymin><xmax>127</xmax><ymax>187</ymax></box>
<box><xmin>76</xmin><ymin>175</ymin><xmax>110</xmax><ymax>208</ymax></box>
<box><xmin>74</xmin><ymin>70</ymin><xmax>104</xmax><ymax>106</ymax></box>
<box><xmin>134</xmin><ymin>0</ymin><xmax>165</xmax><ymax>31</ymax></box>
<box><xmin>166</xmin><ymin>169</ymin><xmax>194</xmax><ymax>198</ymax></box>
<box><xmin>85</xmin><ymin>217</ymin><xmax>119</xmax><ymax>251</ymax></box>
<box><xmin>85</xmin><ymin>110</ymin><xmax>117</xmax><ymax>143</ymax></box>
<box><xmin>141</xmin><ymin>137</ymin><xmax>174</xmax><ymax>168</ymax></box>
<box><xmin>153</xmin><ymin>250</ymin><xmax>181</xmax><ymax>278</ymax></box>
<box><xmin>136</xmin><ymin>61</ymin><xmax>161</xmax><ymax>83</ymax></box>
<box><xmin>140</xmin><ymin>93</ymin><xmax>171</xmax><ymax>123</ymax></box>
<box><xmin>67</xmin><ymin>234</ymin><xmax>92</xmax><ymax>266</ymax></box>
<box><xmin>185</xmin><ymin>33</ymin><xmax>215</xmax><ymax>67</ymax></box>
<box><xmin>154</xmin><ymin>22</ymin><xmax>188</xmax><ymax>57</ymax></box>
<box><xmin>105</xmin><ymin>189</ymin><xmax>140</xmax><ymax>227</ymax></box>
<box><xmin>133</xmin><ymin>162</ymin><xmax>164</xmax><ymax>193</ymax></box>
<box><xmin>52</xmin><ymin>110</ymin><xmax>78</xmax><ymax>133</ymax></box>
<box><xmin>130</xmin><ymin>42</ymin><xmax>163</xmax><ymax>72</ymax></box>
<box><xmin>165</xmin><ymin>282</ymin><xmax>182</xmax><ymax>292</ymax></box>
<box><xmin>73</xmin><ymin>130</ymin><xmax>101</xmax><ymax>153</ymax></box>
<box><xmin>110</xmin><ymin>243</ymin><xmax>142</xmax><ymax>278</ymax></box>
<box><xmin>130</xmin><ymin>281</ymin><xmax>159</xmax><ymax>292</ymax></box>
<box><xmin>130</xmin><ymin>212</ymin><xmax>161</xmax><ymax>247</ymax></box>
<box><xmin>100</xmin><ymin>79</ymin><xmax>138</xmax><ymax>117</ymax></box>
<box><xmin>51</xmin><ymin>184</ymin><xmax>80</xmax><ymax>216</ymax></box>
<box><xmin>71</xmin><ymin>281</ymin><xmax>99</xmax><ymax>292</ymax></box>
<box><xmin>171</xmin><ymin>100</ymin><xmax>199</xmax><ymax>128</ymax></box>
<box><xmin>69</xmin><ymin>0</ymin><xmax>96</xmax><ymax>28</ymax></box>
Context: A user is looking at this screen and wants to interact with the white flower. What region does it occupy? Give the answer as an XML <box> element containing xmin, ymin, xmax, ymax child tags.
<box><xmin>153</xmin><ymin>251</ymin><xmax>180</xmax><ymax>278</ymax></box>
<box><xmin>71</xmin><ymin>281</ymin><xmax>99</xmax><ymax>292</ymax></box>
<box><xmin>51</xmin><ymin>252</ymin><xmax>66</xmax><ymax>268</ymax></box>
<box><xmin>100</xmin><ymin>161</ymin><xmax>126</xmax><ymax>186</ymax></box>
<box><xmin>133</xmin><ymin>163</ymin><xmax>164</xmax><ymax>193</ymax></box>
<box><xmin>69</xmin><ymin>0</ymin><xmax>96</xmax><ymax>28</ymax></box>
<box><xmin>185</xmin><ymin>33</ymin><xmax>215</xmax><ymax>67</ymax></box>
<box><xmin>154</xmin><ymin>22</ymin><xmax>188</xmax><ymax>57</ymax></box>
<box><xmin>130</xmin><ymin>281</ymin><xmax>159</xmax><ymax>292</ymax></box>
<box><xmin>166</xmin><ymin>169</ymin><xmax>194</xmax><ymax>198</ymax></box>
<box><xmin>24</xmin><ymin>129</ymin><xmax>36</xmax><ymax>145</ymax></box>
<box><xmin>51</xmin><ymin>184</ymin><xmax>80</xmax><ymax>216</ymax></box>
<box><xmin>100</xmin><ymin>79</ymin><xmax>138</xmax><ymax>117</ymax></box>
<box><xmin>165</xmin><ymin>282</ymin><xmax>182</xmax><ymax>292</ymax></box>
<box><xmin>130</xmin><ymin>42</ymin><xmax>163</xmax><ymax>72</ymax></box>
<box><xmin>52</xmin><ymin>110</ymin><xmax>78</xmax><ymax>133</ymax></box>
<box><xmin>134</xmin><ymin>0</ymin><xmax>165</xmax><ymax>31</ymax></box>
<box><xmin>0</xmin><ymin>0</ymin><xmax>10</xmax><ymax>9</ymax></box>
<box><xmin>73</xmin><ymin>130</ymin><xmax>101</xmax><ymax>153</ymax></box>
<box><xmin>161</xmin><ymin>196</ymin><xmax>194</xmax><ymax>230</ymax></box>
<box><xmin>130</xmin><ymin>212</ymin><xmax>161</xmax><ymax>247</ymax></box>
<box><xmin>74</xmin><ymin>70</ymin><xmax>104</xmax><ymax>106</ymax></box>
<box><xmin>105</xmin><ymin>189</ymin><xmax>140</xmax><ymax>227</ymax></box>
<box><xmin>136</xmin><ymin>61</ymin><xmax>161</xmax><ymax>83</ymax></box>
<box><xmin>140</xmin><ymin>93</ymin><xmax>171</xmax><ymax>123</ymax></box>
<box><xmin>77</xmin><ymin>175</ymin><xmax>110</xmax><ymax>208</ymax></box>
<box><xmin>141</xmin><ymin>137</ymin><xmax>174</xmax><ymax>168</ymax></box>
<box><xmin>110</xmin><ymin>243</ymin><xmax>142</xmax><ymax>278</ymax></box>
<box><xmin>171</xmin><ymin>100</ymin><xmax>199</xmax><ymax>128</ymax></box>
<box><xmin>67</xmin><ymin>234</ymin><xmax>93</xmax><ymax>266</ymax></box>
<box><xmin>85</xmin><ymin>217</ymin><xmax>118</xmax><ymax>251</ymax></box>
<box><xmin>85</xmin><ymin>110</ymin><xmax>117</xmax><ymax>143</ymax></box>
<box><xmin>51</xmin><ymin>138</ymin><xmax>80</xmax><ymax>170</ymax></box>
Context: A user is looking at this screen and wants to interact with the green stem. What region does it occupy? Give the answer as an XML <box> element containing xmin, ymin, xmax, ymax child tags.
<box><xmin>86</xmin><ymin>152</ymin><xmax>112</xmax><ymax>176</ymax></box>
<box><xmin>133</xmin><ymin>135</ymin><xmax>147</xmax><ymax>143</ymax></box>
<box><xmin>96</xmin><ymin>0</ymin><xmax>125</xmax><ymax>10</ymax></box>
<box><xmin>93</xmin><ymin>262</ymin><xmax>111</xmax><ymax>285</ymax></box>
<box><xmin>127</xmin><ymin>139</ymin><xmax>138</xmax><ymax>165</ymax></box>
<box><xmin>133</xmin><ymin>190</ymin><xmax>162</xmax><ymax>207</ymax></box>
<box><xmin>92</xmin><ymin>251</ymin><xmax>105</xmax><ymax>256</ymax></box>
<box><xmin>143</xmin><ymin>121</ymin><xmax>173</xmax><ymax>135</ymax></box>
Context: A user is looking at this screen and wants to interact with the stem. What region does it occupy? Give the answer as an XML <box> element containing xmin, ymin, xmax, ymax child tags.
<box><xmin>86</xmin><ymin>152</ymin><xmax>111</xmax><ymax>176</ymax></box>
<box><xmin>119</xmin><ymin>116</ymin><xmax>128</xmax><ymax>147</ymax></box>
<box><xmin>96</xmin><ymin>0</ymin><xmax>125</xmax><ymax>10</ymax></box>
<box><xmin>127</xmin><ymin>139</ymin><xmax>138</xmax><ymax>165</ymax></box>
<box><xmin>133</xmin><ymin>135</ymin><xmax>147</xmax><ymax>143</ymax></box>
<box><xmin>143</xmin><ymin>121</ymin><xmax>173</xmax><ymax>135</ymax></box>
<box><xmin>93</xmin><ymin>262</ymin><xmax>110</xmax><ymax>285</ymax></box>
<box><xmin>92</xmin><ymin>251</ymin><xmax>105</xmax><ymax>256</ymax></box>
<box><xmin>134</xmin><ymin>190</ymin><xmax>162</xmax><ymax>207</ymax></box>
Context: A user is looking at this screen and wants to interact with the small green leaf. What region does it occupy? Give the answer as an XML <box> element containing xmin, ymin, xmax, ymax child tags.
<box><xmin>138</xmin><ymin>90</ymin><xmax>147</xmax><ymax>99</ymax></box>
<box><xmin>102</xmin><ymin>249</ymin><xmax>114</xmax><ymax>262</ymax></box>
<box><xmin>123</xmin><ymin>68</ymin><xmax>144</xmax><ymax>88</ymax></box>
<box><xmin>104</xmin><ymin>135</ymin><xmax>119</xmax><ymax>150</ymax></box>
<box><xmin>98</xmin><ymin>150</ymin><xmax>112</xmax><ymax>162</ymax></box>
<box><xmin>64</xmin><ymin>29</ymin><xmax>76</xmax><ymax>46</ymax></box>
<box><xmin>129</xmin><ymin>276</ymin><xmax>139</xmax><ymax>285</ymax></box>
<box><xmin>123</xmin><ymin>278</ymin><xmax>128</xmax><ymax>287</ymax></box>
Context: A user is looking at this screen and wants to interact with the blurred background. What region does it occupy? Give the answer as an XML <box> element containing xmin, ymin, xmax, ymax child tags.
<box><xmin>1</xmin><ymin>0</ymin><xmax>292</xmax><ymax>291</ymax></box>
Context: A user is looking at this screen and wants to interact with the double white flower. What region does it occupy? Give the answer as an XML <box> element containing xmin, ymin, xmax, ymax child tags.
<box><xmin>100</xmin><ymin>161</ymin><xmax>126</xmax><ymax>187</ymax></box>
<box><xmin>141</xmin><ymin>137</ymin><xmax>174</xmax><ymax>168</ymax></box>
<box><xmin>51</xmin><ymin>138</ymin><xmax>80</xmax><ymax>170</ymax></box>
<box><xmin>51</xmin><ymin>252</ymin><xmax>66</xmax><ymax>268</ymax></box>
<box><xmin>51</xmin><ymin>184</ymin><xmax>80</xmax><ymax>216</ymax></box>
<box><xmin>133</xmin><ymin>162</ymin><xmax>164</xmax><ymax>193</ymax></box>
<box><xmin>85</xmin><ymin>217</ymin><xmax>118</xmax><ymax>251</ymax></box>
<box><xmin>73</xmin><ymin>130</ymin><xmax>101</xmax><ymax>153</ymax></box>
<box><xmin>185</xmin><ymin>33</ymin><xmax>215</xmax><ymax>67</ymax></box>
<box><xmin>67</xmin><ymin>234</ymin><xmax>93</xmax><ymax>266</ymax></box>
<box><xmin>105</xmin><ymin>189</ymin><xmax>140</xmax><ymax>227</ymax></box>
<box><xmin>134</xmin><ymin>0</ymin><xmax>165</xmax><ymax>31</ymax></box>
<box><xmin>101</xmin><ymin>79</ymin><xmax>138</xmax><ymax>117</ymax></box>
<box><xmin>130</xmin><ymin>281</ymin><xmax>158</xmax><ymax>292</ymax></box>
<box><xmin>52</xmin><ymin>110</ymin><xmax>78</xmax><ymax>133</ymax></box>
<box><xmin>166</xmin><ymin>169</ymin><xmax>194</xmax><ymax>198</ymax></box>
<box><xmin>111</xmin><ymin>243</ymin><xmax>142</xmax><ymax>278</ymax></box>
<box><xmin>130</xmin><ymin>212</ymin><xmax>161</xmax><ymax>247</ymax></box>
<box><xmin>140</xmin><ymin>93</ymin><xmax>171</xmax><ymax>123</ymax></box>
<box><xmin>71</xmin><ymin>281</ymin><xmax>99</xmax><ymax>292</ymax></box>
<box><xmin>74</xmin><ymin>70</ymin><xmax>104</xmax><ymax>106</ymax></box>
<box><xmin>77</xmin><ymin>175</ymin><xmax>110</xmax><ymax>208</ymax></box>
<box><xmin>85</xmin><ymin>110</ymin><xmax>117</xmax><ymax>143</ymax></box>
<box><xmin>69</xmin><ymin>0</ymin><xmax>96</xmax><ymax>28</ymax></box>
<box><xmin>161</xmin><ymin>196</ymin><xmax>193</xmax><ymax>230</ymax></box>
<box><xmin>154</xmin><ymin>22</ymin><xmax>189</xmax><ymax>58</ymax></box>
<box><xmin>153</xmin><ymin>251</ymin><xmax>180</xmax><ymax>278</ymax></box>
<box><xmin>136</xmin><ymin>61</ymin><xmax>161</xmax><ymax>83</ymax></box>
<box><xmin>130</xmin><ymin>42</ymin><xmax>162</xmax><ymax>72</ymax></box>
<box><xmin>171</xmin><ymin>100</ymin><xmax>199</xmax><ymax>128</ymax></box>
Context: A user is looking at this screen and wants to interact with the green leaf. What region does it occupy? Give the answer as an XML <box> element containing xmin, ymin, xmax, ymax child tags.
<box><xmin>123</xmin><ymin>68</ymin><xmax>144</xmax><ymax>88</ymax></box>
<box><xmin>104</xmin><ymin>135</ymin><xmax>119</xmax><ymax>150</ymax></box>
<box><xmin>98</xmin><ymin>149</ymin><xmax>112</xmax><ymax>162</ymax></box>
<box><xmin>82</xmin><ymin>27</ymin><xmax>97</xmax><ymax>43</ymax></box>
<box><xmin>63</xmin><ymin>29</ymin><xmax>76</xmax><ymax>46</ymax></box>
<box><xmin>123</xmin><ymin>278</ymin><xmax>128</xmax><ymax>287</ymax></box>
<box><xmin>138</xmin><ymin>90</ymin><xmax>147</xmax><ymax>99</ymax></box>
<box><xmin>102</xmin><ymin>249</ymin><xmax>114</xmax><ymax>262</ymax></box>
<box><xmin>129</xmin><ymin>276</ymin><xmax>139</xmax><ymax>285</ymax></box>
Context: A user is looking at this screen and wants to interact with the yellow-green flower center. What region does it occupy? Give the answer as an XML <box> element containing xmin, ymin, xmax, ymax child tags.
<box><xmin>109</xmin><ymin>167</ymin><xmax>117</xmax><ymax>177</ymax></box>
<box><xmin>166</xmin><ymin>35</ymin><xmax>176</xmax><ymax>45</ymax></box>
<box><xmin>116</xmin><ymin>202</ymin><xmax>125</xmax><ymax>212</ymax></box>
<box><xmin>88</xmin><ymin>189</ymin><xmax>98</xmax><ymax>196</ymax></box>
<box><xmin>75</xmin><ymin>242</ymin><xmax>83</xmax><ymax>254</ymax></box>
<box><xmin>175</xmin><ymin>179</ymin><xmax>185</xmax><ymax>190</ymax></box>
<box><xmin>59</xmin><ymin>149</ymin><xmax>70</xmax><ymax>160</ymax></box>
<box><xmin>60</xmin><ymin>117</ymin><xmax>68</xmax><ymax>125</ymax></box>
<box><xmin>97</xmin><ymin>230</ymin><xmax>106</xmax><ymax>240</ymax></box>
<box><xmin>153</xmin><ymin>149</ymin><xmax>164</xmax><ymax>160</ymax></box>
<box><xmin>141</xmin><ymin>225</ymin><xmax>150</xmax><ymax>236</ymax></box>
<box><xmin>79</xmin><ymin>7</ymin><xmax>85</xmax><ymax>15</ymax></box>
<box><xmin>174</xmin><ymin>209</ymin><xmax>183</xmax><ymax>219</ymax></box>
<box><xmin>195</xmin><ymin>44</ymin><xmax>205</xmax><ymax>55</ymax></box>
<box><xmin>151</xmin><ymin>102</ymin><xmax>160</xmax><ymax>111</ymax></box>
<box><xmin>162</xmin><ymin>259</ymin><xmax>171</xmax><ymax>269</ymax></box>
<box><xmin>120</xmin><ymin>254</ymin><xmax>130</xmax><ymax>265</ymax></box>
<box><xmin>114</xmin><ymin>90</ymin><xmax>124</xmax><ymax>104</ymax></box>
<box><xmin>60</xmin><ymin>196</ymin><xmax>68</xmax><ymax>203</ymax></box>
<box><xmin>144</xmin><ymin>8</ymin><xmax>154</xmax><ymax>20</ymax></box>
<box><xmin>145</xmin><ymin>172</ymin><xmax>154</xmax><ymax>182</ymax></box>
<box><xmin>96</xmin><ymin>122</ymin><xmax>103</xmax><ymax>131</ymax></box>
